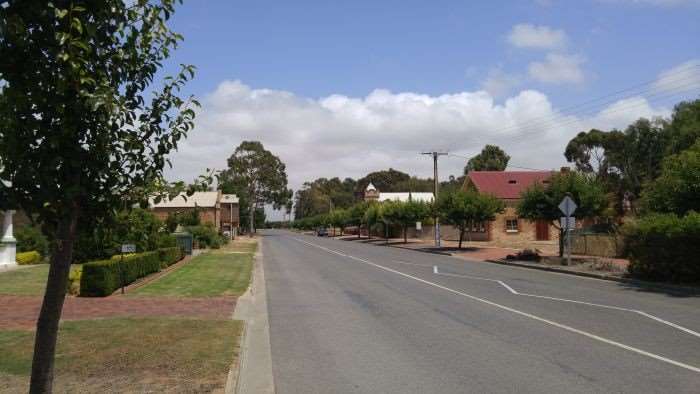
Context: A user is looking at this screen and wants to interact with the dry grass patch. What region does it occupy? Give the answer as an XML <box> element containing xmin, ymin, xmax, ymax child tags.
<box><xmin>0</xmin><ymin>317</ymin><xmax>242</xmax><ymax>393</ymax></box>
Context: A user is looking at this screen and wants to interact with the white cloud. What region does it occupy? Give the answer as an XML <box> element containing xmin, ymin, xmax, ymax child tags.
<box><xmin>529</xmin><ymin>53</ymin><xmax>586</xmax><ymax>84</ymax></box>
<box><xmin>507</xmin><ymin>24</ymin><xmax>568</xmax><ymax>50</ymax></box>
<box><xmin>165</xmin><ymin>81</ymin><xmax>670</xmax><ymax>194</ymax></box>
<box><xmin>480</xmin><ymin>68</ymin><xmax>522</xmax><ymax>98</ymax></box>
<box><xmin>652</xmin><ymin>59</ymin><xmax>700</xmax><ymax>94</ymax></box>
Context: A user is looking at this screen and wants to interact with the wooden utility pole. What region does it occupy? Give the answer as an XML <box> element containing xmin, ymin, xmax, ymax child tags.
<box><xmin>422</xmin><ymin>151</ymin><xmax>447</xmax><ymax>247</ymax></box>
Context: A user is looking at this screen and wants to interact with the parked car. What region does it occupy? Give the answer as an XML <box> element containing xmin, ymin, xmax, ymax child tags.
<box><xmin>316</xmin><ymin>228</ymin><xmax>328</xmax><ymax>237</ymax></box>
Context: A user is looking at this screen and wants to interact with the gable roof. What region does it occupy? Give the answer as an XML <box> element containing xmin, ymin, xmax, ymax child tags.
<box><xmin>466</xmin><ymin>171</ymin><xmax>553</xmax><ymax>200</ymax></box>
<box><xmin>149</xmin><ymin>191</ymin><xmax>220</xmax><ymax>208</ymax></box>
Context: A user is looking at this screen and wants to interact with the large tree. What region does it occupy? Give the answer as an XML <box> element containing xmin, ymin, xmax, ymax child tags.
<box><xmin>0</xmin><ymin>1</ymin><xmax>198</xmax><ymax>391</ymax></box>
<box><xmin>640</xmin><ymin>140</ymin><xmax>700</xmax><ymax>216</ymax></box>
<box><xmin>464</xmin><ymin>145</ymin><xmax>510</xmax><ymax>173</ymax></box>
<box><xmin>517</xmin><ymin>172</ymin><xmax>608</xmax><ymax>256</ymax></box>
<box><xmin>221</xmin><ymin>141</ymin><xmax>291</xmax><ymax>235</ymax></box>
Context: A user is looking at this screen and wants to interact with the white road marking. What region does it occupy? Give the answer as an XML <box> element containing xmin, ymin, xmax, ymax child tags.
<box><xmin>291</xmin><ymin>236</ymin><xmax>700</xmax><ymax>374</ymax></box>
<box><xmin>432</xmin><ymin>266</ymin><xmax>700</xmax><ymax>339</ymax></box>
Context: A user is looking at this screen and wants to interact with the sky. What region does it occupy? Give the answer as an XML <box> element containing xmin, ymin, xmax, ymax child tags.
<box><xmin>159</xmin><ymin>0</ymin><xmax>700</xmax><ymax>217</ymax></box>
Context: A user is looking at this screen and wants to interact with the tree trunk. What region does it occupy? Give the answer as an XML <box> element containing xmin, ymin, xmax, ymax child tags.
<box><xmin>29</xmin><ymin>209</ymin><xmax>79</xmax><ymax>394</ymax></box>
<box><xmin>358</xmin><ymin>225</ymin><xmax>361</xmax><ymax>239</ymax></box>
<box><xmin>459</xmin><ymin>227</ymin><xmax>464</xmax><ymax>249</ymax></box>
<box><xmin>249</xmin><ymin>200</ymin><xmax>255</xmax><ymax>237</ymax></box>
<box><xmin>403</xmin><ymin>225</ymin><xmax>407</xmax><ymax>244</ymax></box>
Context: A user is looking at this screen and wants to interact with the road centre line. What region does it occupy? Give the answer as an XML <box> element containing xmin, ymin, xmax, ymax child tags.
<box><xmin>291</xmin><ymin>236</ymin><xmax>700</xmax><ymax>374</ymax></box>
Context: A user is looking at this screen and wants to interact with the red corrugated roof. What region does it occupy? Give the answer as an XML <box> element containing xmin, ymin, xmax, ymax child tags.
<box><xmin>467</xmin><ymin>171</ymin><xmax>553</xmax><ymax>199</ymax></box>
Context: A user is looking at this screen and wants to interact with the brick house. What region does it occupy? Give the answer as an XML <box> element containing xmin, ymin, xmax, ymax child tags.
<box><xmin>149</xmin><ymin>191</ymin><xmax>240</xmax><ymax>238</ymax></box>
<box><xmin>462</xmin><ymin>171</ymin><xmax>557</xmax><ymax>247</ymax></box>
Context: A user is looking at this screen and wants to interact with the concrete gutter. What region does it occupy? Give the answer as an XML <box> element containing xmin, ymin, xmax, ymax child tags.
<box><xmin>226</xmin><ymin>239</ymin><xmax>275</xmax><ymax>394</ymax></box>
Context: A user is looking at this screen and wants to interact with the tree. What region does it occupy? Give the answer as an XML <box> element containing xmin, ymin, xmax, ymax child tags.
<box><xmin>356</xmin><ymin>168</ymin><xmax>411</xmax><ymax>192</ymax></box>
<box><xmin>0</xmin><ymin>1</ymin><xmax>198</xmax><ymax>391</ymax></box>
<box><xmin>328</xmin><ymin>208</ymin><xmax>350</xmax><ymax>236</ymax></box>
<box><xmin>436</xmin><ymin>190</ymin><xmax>504</xmax><ymax>248</ymax></box>
<box><xmin>347</xmin><ymin>202</ymin><xmax>370</xmax><ymax>238</ymax></box>
<box><xmin>640</xmin><ymin>140</ymin><xmax>700</xmax><ymax>216</ymax></box>
<box><xmin>364</xmin><ymin>202</ymin><xmax>385</xmax><ymax>240</ymax></box>
<box><xmin>382</xmin><ymin>200</ymin><xmax>431</xmax><ymax>243</ymax></box>
<box><xmin>464</xmin><ymin>145</ymin><xmax>510</xmax><ymax>173</ymax></box>
<box><xmin>221</xmin><ymin>141</ymin><xmax>291</xmax><ymax>236</ymax></box>
<box><xmin>517</xmin><ymin>172</ymin><xmax>608</xmax><ymax>256</ymax></box>
<box><xmin>665</xmin><ymin>99</ymin><xmax>700</xmax><ymax>155</ymax></box>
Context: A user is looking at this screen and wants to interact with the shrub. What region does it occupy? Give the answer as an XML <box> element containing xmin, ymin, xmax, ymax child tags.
<box><xmin>15</xmin><ymin>226</ymin><xmax>49</xmax><ymax>257</ymax></box>
<box><xmin>67</xmin><ymin>266</ymin><xmax>82</xmax><ymax>295</ymax></box>
<box><xmin>158</xmin><ymin>247</ymin><xmax>183</xmax><ymax>267</ymax></box>
<box><xmin>80</xmin><ymin>251</ymin><xmax>161</xmax><ymax>297</ymax></box>
<box><xmin>187</xmin><ymin>224</ymin><xmax>224</xmax><ymax>249</ymax></box>
<box><xmin>16</xmin><ymin>251</ymin><xmax>42</xmax><ymax>265</ymax></box>
<box><xmin>624</xmin><ymin>212</ymin><xmax>700</xmax><ymax>283</ymax></box>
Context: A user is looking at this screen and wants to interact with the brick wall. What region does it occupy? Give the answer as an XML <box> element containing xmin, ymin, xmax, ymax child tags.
<box><xmin>150</xmin><ymin>207</ymin><xmax>219</xmax><ymax>228</ymax></box>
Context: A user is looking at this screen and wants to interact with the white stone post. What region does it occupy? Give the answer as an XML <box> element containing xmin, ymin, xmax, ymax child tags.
<box><xmin>0</xmin><ymin>210</ymin><xmax>17</xmax><ymax>268</ymax></box>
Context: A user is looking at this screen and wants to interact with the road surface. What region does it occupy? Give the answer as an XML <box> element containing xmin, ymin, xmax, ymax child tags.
<box><xmin>261</xmin><ymin>230</ymin><xmax>700</xmax><ymax>393</ymax></box>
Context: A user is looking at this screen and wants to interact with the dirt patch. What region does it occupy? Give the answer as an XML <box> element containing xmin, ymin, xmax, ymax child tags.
<box><xmin>0</xmin><ymin>295</ymin><xmax>236</xmax><ymax>330</ymax></box>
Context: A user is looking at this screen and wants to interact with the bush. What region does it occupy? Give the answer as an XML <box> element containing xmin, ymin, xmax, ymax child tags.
<box><xmin>16</xmin><ymin>251</ymin><xmax>42</xmax><ymax>265</ymax></box>
<box><xmin>186</xmin><ymin>224</ymin><xmax>225</xmax><ymax>249</ymax></box>
<box><xmin>15</xmin><ymin>226</ymin><xmax>49</xmax><ymax>257</ymax></box>
<box><xmin>624</xmin><ymin>212</ymin><xmax>700</xmax><ymax>283</ymax></box>
<box><xmin>80</xmin><ymin>251</ymin><xmax>161</xmax><ymax>297</ymax></box>
<box><xmin>158</xmin><ymin>247</ymin><xmax>183</xmax><ymax>267</ymax></box>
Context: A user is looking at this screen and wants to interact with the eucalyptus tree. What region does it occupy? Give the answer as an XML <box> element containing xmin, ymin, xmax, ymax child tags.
<box><xmin>220</xmin><ymin>141</ymin><xmax>291</xmax><ymax>236</ymax></box>
<box><xmin>0</xmin><ymin>1</ymin><xmax>199</xmax><ymax>391</ymax></box>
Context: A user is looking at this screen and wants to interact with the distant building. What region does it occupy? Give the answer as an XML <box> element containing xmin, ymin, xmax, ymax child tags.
<box><xmin>149</xmin><ymin>191</ymin><xmax>240</xmax><ymax>237</ymax></box>
<box><xmin>363</xmin><ymin>182</ymin><xmax>434</xmax><ymax>203</ymax></box>
<box><xmin>462</xmin><ymin>171</ymin><xmax>555</xmax><ymax>245</ymax></box>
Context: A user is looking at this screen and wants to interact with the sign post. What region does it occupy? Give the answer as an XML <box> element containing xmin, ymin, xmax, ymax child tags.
<box><xmin>120</xmin><ymin>244</ymin><xmax>136</xmax><ymax>294</ymax></box>
<box><xmin>558</xmin><ymin>195</ymin><xmax>577</xmax><ymax>266</ymax></box>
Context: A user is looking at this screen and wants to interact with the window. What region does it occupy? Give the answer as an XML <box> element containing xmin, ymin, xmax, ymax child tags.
<box><xmin>505</xmin><ymin>218</ymin><xmax>519</xmax><ymax>233</ymax></box>
<box><xmin>471</xmin><ymin>221</ymin><xmax>486</xmax><ymax>232</ymax></box>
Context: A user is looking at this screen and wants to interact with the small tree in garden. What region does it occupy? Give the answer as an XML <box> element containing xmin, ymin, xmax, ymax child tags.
<box><xmin>437</xmin><ymin>191</ymin><xmax>504</xmax><ymax>248</ymax></box>
<box><xmin>518</xmin><ymin>172</ymin><xmax>608</xmax><ymax>256</ymax></box>
<box><xmin>0</xmin><ymin>1</ymin><xmax>200</xmax><ymax>391</ymax></box>
<box><xmin>328</xmin><ymin>209</ymin><xmax>350</xmax><ymax>236</ymax></box>
<box><xmin>364</xmin><ymin>203</ymin><xmax>385</xmax><ymax>240</ymax></box>
<box><xmin>347</xmin><ymin>202</ymin><xmax>370</xmax><ymax>238</ymax></box>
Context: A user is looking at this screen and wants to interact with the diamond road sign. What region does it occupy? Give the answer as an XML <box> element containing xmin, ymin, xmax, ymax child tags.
<box><xmin>558</xmin><ymin>196</ymin><xmax>577</xmax><ymax>216</ymax></box>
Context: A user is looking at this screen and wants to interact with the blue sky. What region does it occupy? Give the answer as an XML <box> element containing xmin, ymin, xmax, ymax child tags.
<box><xmin>162</xmin><ymin>0</ymin><xmax>700</xmax><ymax>210</ymax></box>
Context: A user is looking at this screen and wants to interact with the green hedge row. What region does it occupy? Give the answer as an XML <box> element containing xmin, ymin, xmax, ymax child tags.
<box><xmin>625</xmin><ymin>212</ymin><xmax>700</xmax><ymax>283</ymax></box>
<box><xmin>158</xmin><ymin>247</ymin><xmax>183</xmax><ymax>267</ymax></box>
<box><xmin>80</xmin><ymin>247</ymin><xmax>184</xmax><ymax>297</ymax></box>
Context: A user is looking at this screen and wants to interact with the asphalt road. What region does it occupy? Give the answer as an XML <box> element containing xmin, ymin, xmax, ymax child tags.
<box><xmin>262</xmin><ymin>230</ymin><xmax>700</xmax><ymax>393</ymax></box>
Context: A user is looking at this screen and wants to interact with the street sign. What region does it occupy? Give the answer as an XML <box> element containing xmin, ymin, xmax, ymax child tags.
<box><xmin>416</xmin><ymin>221</ymin><xmax>422</xmax><ymax>231</ymax></box>
<box><xmin>560</xmin><ymin>216</ymin><xmax>576</xmax><ymax>230</ymax></box>
<box><xmin>558</xmin><ymin>196</ymin><xmax>577</xmax><ymax>216</ymax></box>
<box><xmin>121</xmin><ymin>244</ymin><xmax>136</xmax><ymax>254</ymax></box>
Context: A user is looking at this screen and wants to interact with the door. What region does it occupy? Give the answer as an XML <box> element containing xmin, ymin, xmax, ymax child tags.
<box><xmin>535</xmin><ymin>220</ymin><xmax>549</xmax><ymax>241</ymax></box>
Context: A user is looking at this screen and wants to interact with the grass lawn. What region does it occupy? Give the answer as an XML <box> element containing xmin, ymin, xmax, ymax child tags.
<box><xmin>0</xmin><ymin>317</ymin><xmax>242</xmax><ymax>393</ymax></box>
<box><xmin>131</xmin><ymin>242</ymin><xmax>256</xmax><ymax>297</ymax></box>
<box><xmin>0</xmin><ymin>265</ymin><xmax>49</xmax><ymax>296</ymax></box>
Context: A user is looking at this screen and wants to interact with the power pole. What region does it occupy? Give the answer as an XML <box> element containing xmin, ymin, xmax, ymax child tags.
<box><xmin>422</xmin><ymin>151</ymin><xmax>447</xmax><ymax>247</ymax></box>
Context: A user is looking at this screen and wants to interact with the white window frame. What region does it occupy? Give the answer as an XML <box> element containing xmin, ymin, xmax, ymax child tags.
<box><xmin>505</xmin><ymin>218</ymin><xmax>519</xmax><ymax>233</ymax></box>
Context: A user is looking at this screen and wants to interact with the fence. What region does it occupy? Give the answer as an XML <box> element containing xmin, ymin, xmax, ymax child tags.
<box><xmin>570</xmin><ymin>232</ymin><xmax>624</xmax><ymax>257</ymax></box>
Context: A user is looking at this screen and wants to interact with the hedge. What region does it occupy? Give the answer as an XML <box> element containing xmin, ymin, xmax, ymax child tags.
<box><xmin>16</xmin><ymin>251</ymin><xmax>42</xmax><ymax>265</ymax></box>
<box><xmin>158</xmin><ymin>247</ymin><xmax>183</xmax><ymax>267</ymax></box>
<box><xmin>624</xmin><ymin>212</ymin><xmax>700</xmax><ymax>283</ymax></box>
<box><xmin>80</xmin><ymin>247</ymin><xmax>184</xmax><ymax>296</ymax></box>
<box><xmin>80</xmin><ymin>251</ymin><xmax>162</xmax><ymax>297</ymax></box>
